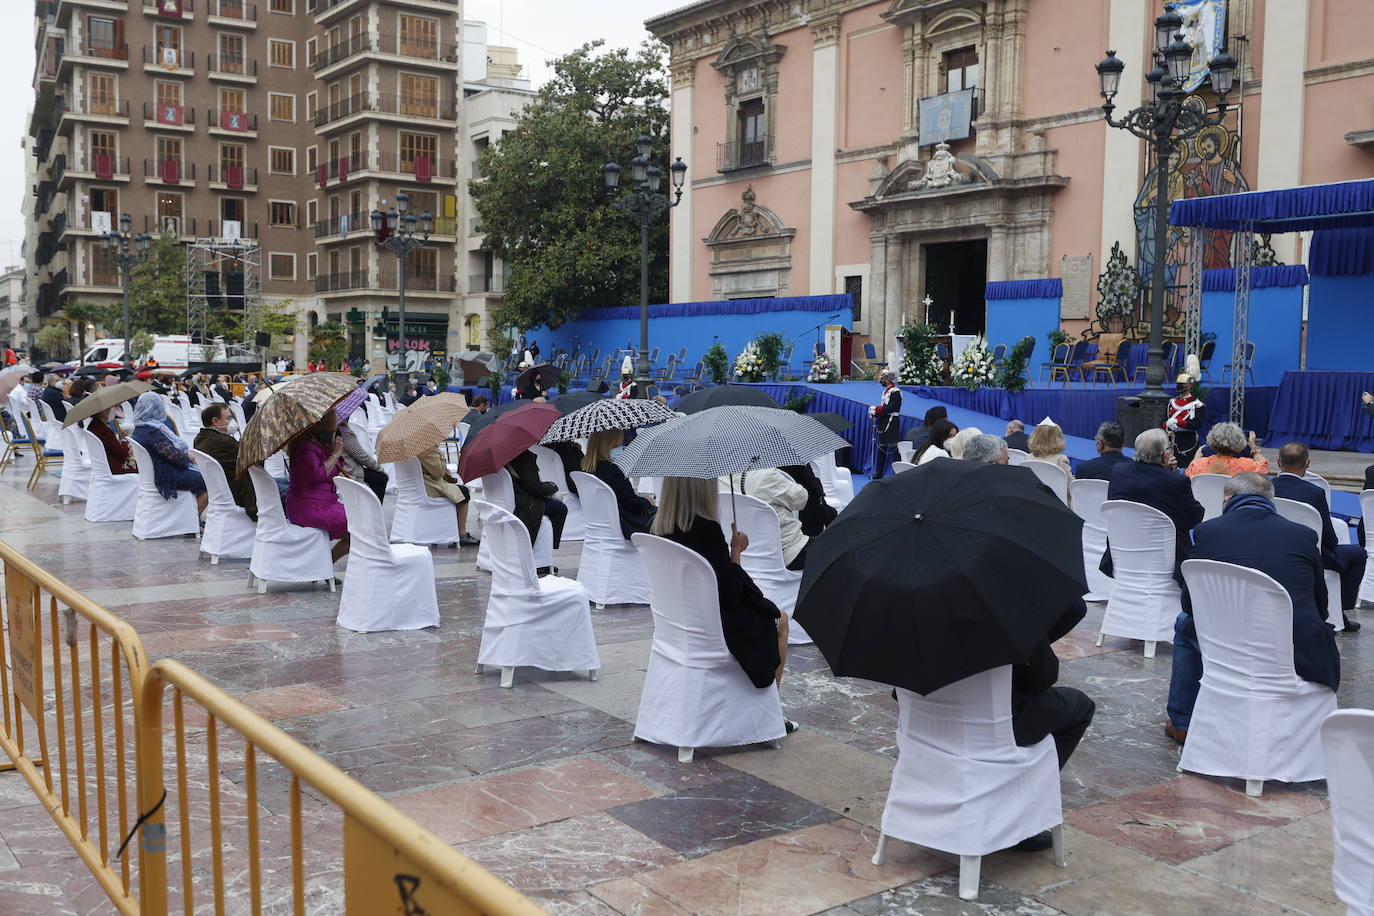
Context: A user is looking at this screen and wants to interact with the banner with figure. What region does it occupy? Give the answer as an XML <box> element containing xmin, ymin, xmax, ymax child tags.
<box><xmin>1167</xmin><ymin>0</ymin><xmax>1228</xmax><ymax>93</ymax></box>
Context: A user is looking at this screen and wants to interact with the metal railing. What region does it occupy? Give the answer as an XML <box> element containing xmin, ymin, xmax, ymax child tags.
<box><xmin>313</xmin><ymin>212</ymin><xmax>369</xmax><ymax>238</ymax></box>
<box><xmin>141</xmin><ymin>102</ymin><xmax>197</xmax><ymax>126</ymax></box>
<box><xmin>63</xmin><ymin>97</ymin><xmax>131</xmax><ymax>119</ymax></box>
<box><xmin>79</xmin><ymin>41</ymin><xmax>129</xmax><ymax>61</ymax></box>
<box><xmin>209</xmin><ymin>0</ymin><xmax>257</xmax><ymax>20</ymax></box>
<box><xmin>468</xmin><ymin>273</ymin><xmax>506</xmax><ymax>293</ymax></box>
<box><xmin>313</xmin><ymin>93</ymin><xmax>367</xmax><ymax>127</ymax></box>
<box><xmin>376</xmin><ymin>271</ymin><xmax>456</xmax><ymax>292</ymax></box>
<box><xmin>142</xmin><ymin>46</ymin><xmax>195</xmax><ymax>70</ymax></box>
<box><xmin>208</xmin><ymin>109</ymin><xmax>259</xmax><ymax>131</ymax></box>
<box><xmin>0</xmin><ymin>541</ymin><xmax>546</xmax><ymax>915</ymax></box>
<box><xmin>717</xmin><ymin>136</ymin><xmax>774</xmax><ymax>171</ymax></box>
<box><xmin>315</xmin><ymin>270</ymin><xmax>369</xmax><ymax>292</ymax></box>
<box><xmin>206</xmin><ymin>164</ymin><xmax>259</xmax><ymax>187</ymax></box>
<box><xmin>207</xmin><ymin>54</ymin><xmax>258</xmax><ymax>77</ymax></box>
<box><xmin>142</xmin><ymin>159</ymin><xmax>198</xmax><ymax>182</ymax></box>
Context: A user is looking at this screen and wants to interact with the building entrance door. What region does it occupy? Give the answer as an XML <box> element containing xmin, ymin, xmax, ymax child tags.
<box><xmin>922</xmin><ymin>238</ymin><xmax>987</xmax><ymax>335</ymax></box>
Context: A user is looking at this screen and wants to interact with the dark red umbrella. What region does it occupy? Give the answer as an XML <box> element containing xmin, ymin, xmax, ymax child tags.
<box><xmin>458</xmin><ymin>402</ymin><xmax>560</xmax><ymax>481</ymax></box>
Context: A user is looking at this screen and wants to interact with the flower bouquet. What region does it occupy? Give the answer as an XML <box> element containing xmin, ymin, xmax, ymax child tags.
<box><xmin>807</xmin><ymin>351</ymin><xmax>840</xmax><ymax>382</ymax></box>
<box><xmin>734</xmin><ymin>343</ymin><xmax>766</xmax><ymax>382</ymax></box>
<box><xmin>950</xmin><ymin>337</ymin><xmax>997</xmax><ymax>391</ymax></box>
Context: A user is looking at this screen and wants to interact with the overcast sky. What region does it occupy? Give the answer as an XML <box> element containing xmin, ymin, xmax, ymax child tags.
<box><xmin>0</xmin><ymin>0</ymin><xmax>681</xmax><ymax>271</ymax></box>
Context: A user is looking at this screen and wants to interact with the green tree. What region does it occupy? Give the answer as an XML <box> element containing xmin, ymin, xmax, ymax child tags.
<box><xmin>126</xmin><ymin>232</ymin><xmax>188</xmax><ymax>335</ymax></box>
<box><xmin>308</xmin><ymin>320</ymin><xmax>348</xmax><ymax>368</ymax></box>
<box><xmin>129</xmin><ymin>331</ymin><xmax>156</xmax><ymax>361</ymax></box>
<box><xmin>470</xmin><ymin>41</ymin><xmax>671</xmax><ymax>334</ymax></box>
<box><xmin>33</xmin><ymin>321</ymin><xmax>72</xmax><ymax>360</ymax></box>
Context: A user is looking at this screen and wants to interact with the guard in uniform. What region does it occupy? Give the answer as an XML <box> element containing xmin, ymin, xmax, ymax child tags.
<box><xmin>870</xmin><ymin>369</ymin><xmax>902</xmax><ymax>478</ymax></box>
<box><xmin>1166</xmin><ymin>371</ymin><xmax>1206</xmax><ymax>468</ymax></box>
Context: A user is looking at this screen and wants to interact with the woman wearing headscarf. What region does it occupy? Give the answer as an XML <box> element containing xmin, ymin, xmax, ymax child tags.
<box><xmin>286</xmin><ymin>409</ymin><xmax>351</xmax><ymax>564</ymax></box>
<box><xmin>129</xmin><ymin>392</ymin><xmax>207</xmax><ymax>515</ymax></box>
<box><xmin>88</xmin><ymin>405</ymin><xmax>138</xmax><ymax>475</ymax></box>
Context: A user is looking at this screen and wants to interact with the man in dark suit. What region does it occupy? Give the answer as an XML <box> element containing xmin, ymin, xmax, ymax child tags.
<box><xmin>1102</xmin><ymin>428</ymin><xmax>1204</xmax><ymax>584</ymax></box>
<box><xmin>1075</xmin><ymin>421</ymin><xmax>1129</xmax><ymax>481</ymax></box>
<box><xmin>192</xmin><ymin>402</ymin><xmax>259</xmax><ymax>520</ymax></box>
<box><xmin>40</xmin><ymin>375</ymin><xmax>68</xmax><ymax>422</ymax></box>
<box><xmin>1004</xmin><ymin>419</ymin><xmax>1030</xmax><ymax>453</ymax></box>
<box><xmin>1273</xmin><ymin>442</ymin><xmax>1364</xmax><ymax>632</ymax></box>
<box><xmin>1165</xmin><ymin>472</ymin><xmax>1340</xmax><ymax>744</ymax></box>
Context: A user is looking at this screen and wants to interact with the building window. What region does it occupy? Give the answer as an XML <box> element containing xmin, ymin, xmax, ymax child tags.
<box><xmin>268</xmin><ymin>93</ymin><xmax>296</xmax><ymax>122</ymax></box>
<box><xmin>156</xmin><ymin>136</ymin><xmax>183</xmax><ymax>164</ymax></box>
<box><xmin>305</xmin><ymin>146</ymin><xmax>318</xmax><ymax>174</ymax></box>
<box><xmin>269</xmin><ymin>201</ymin><xmax>297</xmax><ymax>227</ymax></box>
<box><xmin>221</xmin><ymin>197</ymin><xmax>245</xmax><ymax>223</ymax></box>
<box><xmin>306</xmin><ymin>252</ymin><xmax>317</xmax><ymax>279</ymax></box>
<box><xmin>91</xmin><ymin>187</ymin><xmax>119</xmax><ymax>222</ymax></box>
<box><xmin>845</xmin><ymin>275</ymin><xmax>863</xmax><ymax>321</ymax></box>
<box><xmin>219</xmin><ymin>142</ymin><xmax>245</xmax><ymax>174</ymax></box>
<box><xmin>155</xmin><ymin>80</ymin><xmax>182</xmax><ymax>109</ymax></box>
<box><xmin>87</xmin><ymin>73</ymin><xmax>117</xmax><ymax>115</ymax></box>
<box><xmin>399</xmin><ymin>132</ymin><xmax>437</xmax><ymax>173</ymax></box>
<box><xmin>155</xmin><ymin>24</ymin><xmax>183</xmax><ymax>68</ymax></box>
<box><xmin>157</xmin><ymin>192</ymin><xmax>184</xmax><ymax>232</ymax></box>
<box><xmin>399</xmin><ymin>73</ymin><xmax>438</xmax><ymax>117</ymax></box>
<box><xmin>943</xmin><ymin>46</ymin><xmax>979</xmax><ymax>92</ymax></box>
<box><xmin>218</xmin><ymin>87</ymin><xmax>246</xmax><ymax>113</ymax></box>
<box><xmin>217</xmin><ymin>32</ymin><xmax>245</xmax><ymax>73</ymax></box>
<box><xmin>305</xmin><ymin>91</ymin><xmax>317</xmax><ymax>120</ymax></box>
<box><xmin>91</xmin><ymin>243</ymin><xmax>119</xmax><ymax>286</ymax></box>
<box><xmin>398</xmin><ymin>15</ymin><xmax>438</xmax><ymax>59</ymax></box>
<box><xmin>268</xmin><ymin>38</ymin><xmax>295</xmax><ymax>69</ymax></box>
<box><xmin>269</xmin><ymin>0</ymin><xmax>293</xmax><ymax>12</ymax></box>
<box><xmin>306</xmin><ymin>199</ymin><xmax>318</xmax><ymax>225</ymax></box>
<box><xmin>407</xmin><ymin>248</ymin><xmax>437</xmax><ymax>288</ymax></box>
<box><xmin>86</xmin><ymin>16</ymin><xmax>122</xmax><ymax>56</ymax></box>
<box><xmin>269</xmin><ymin>253</ymin><xmax>295</xmax><ymax>280</ymax></box>
<box><xmin>88</xmin><ymin>130</ymin><xmax>118</xmax><ymax>166</ymax></box>
<box><xmin>737</xmin><ymin>98</ymin><xmax>766</xmax><ymax>166</ymax></box>
<box><xmin>269</xmin><ymin>147</ymin><xmax>295</xmax><ymax>174</ymax></box>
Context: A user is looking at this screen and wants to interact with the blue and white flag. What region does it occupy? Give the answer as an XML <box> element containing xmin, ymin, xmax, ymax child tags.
<box><xmin>1167</xmin><ymin>0</ymin><xmax>1228</xmax><ymax>93</ymax></box>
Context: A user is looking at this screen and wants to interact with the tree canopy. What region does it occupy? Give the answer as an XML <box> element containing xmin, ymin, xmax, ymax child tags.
<box><xmin>470</xmin><ymin>40</ymin><xmax>673</xmax><ymax>339</ymax></box>
<box><xmin>126</xmin><ymin>232</ymin><xmax>188</xmax><ymax>335</ymax></box>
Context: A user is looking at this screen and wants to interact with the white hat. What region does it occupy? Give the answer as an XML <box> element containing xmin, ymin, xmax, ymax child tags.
<box><xmin>621</xmin><ymin>355</ymin><xmax>634</xmax><ymax>376</ymax></box>
<box><xmin>1037</xmin><ymin>416</ymin><xmax>1060</xmax><ymax>428</ymax></box>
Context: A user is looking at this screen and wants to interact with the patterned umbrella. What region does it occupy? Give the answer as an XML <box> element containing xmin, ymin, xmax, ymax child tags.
<box><xmin>61</xmin><ymin>380</ymin><xmax>153</xmax><ymax>428</ymax></box>
<box><xmin>333</xmin><ymin>386</ymin><xmax>370</xmax><ymax>423</ymax></box>
<box><xmin>540</xmin><ymin>398</ymin><xmax>677</xmax><ymax>444</ymax></box>
<box><xmin>374</xmin><ymin>393</ymin><xmax>471</xmax><ymax>464</ymax></box>
<box><xmin>252</xmin><ymin>372</ymin><xmax>353</xmax><ymax>403</ymax></box>
<box><xmin>457</xmin><ymin>402</ymin><xmax>560</xmax><ymax>482</ymax></box>
<box><xmin>236</xmin><ymin>373</ymin><xmax>358</xmax><ymax>476</ymax></box>
<box><xmin>613</xmin><ymin>406</ymin><xmax>848</xmax><ymax>479</ymax></box>
<box><xmin>673</xmin><ymin>385</ymin><xmax>781</xmax><ymax>414</ymax></box>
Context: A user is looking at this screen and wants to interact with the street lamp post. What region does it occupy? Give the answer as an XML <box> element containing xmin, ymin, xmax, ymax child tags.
<box><xmin>100</xmin><ymin>213</ymin><xmax>153</xmax><ymax>368</ymax></box>
<box><xmin>602</xmin><ymin>136</ymin><xmax>687</xmax><ymax>395</ymax></box>
<box><xmin>370</xmin><ymin>192</ymin><xmax>433</xmax><ymax>388</ymax></box>
<box><xmin>1096</xmin><ymin>11</ymin><xmax>1235</xmax><ymax>431</ymax></box>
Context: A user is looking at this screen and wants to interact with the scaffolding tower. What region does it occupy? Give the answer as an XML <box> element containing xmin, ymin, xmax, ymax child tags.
<box><xmin>186</xmin><ymin>237</ymin><xmax>262</xmax><ymax>361</ymax></box>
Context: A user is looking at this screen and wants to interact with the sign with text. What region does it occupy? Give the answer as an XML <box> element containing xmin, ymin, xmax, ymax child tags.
<box><xmin>917</xmin><ymin>87</ymin><xmax>975</xmax><ymax>146</ymax></box>
<box><xmin>5</xmin><ymin>569</ymin><xmax>40</xmax><ymax>721</ymax></box>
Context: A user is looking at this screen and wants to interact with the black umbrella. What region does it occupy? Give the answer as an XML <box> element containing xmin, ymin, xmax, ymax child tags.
<box><xmin>74</xmin><ymin>365</ymin><xmax>115</xmax><ymax>378</ymax></box>
<box><xmin>810</xmin><ymin>412</ymin><xmax>852</xmax><ymax>434</ymax></box>
<box><xmin>794</xmin><ymin>460</ymin><xmax>1087</xmax><ymax>695</ymax></box>
<box><xmin>515</xmin><ymin>363</ymin><xmax>561</xmax><ymax>394</ymax></box>
<box><xmin>552</xmin><ymin>389</ymin><xmax>603</xmax><ymax>414</ymax></box>
<box><xmin>673</xmin><ymin>384</ymin><xmax>781</xmax><ymax>414</ymax></box>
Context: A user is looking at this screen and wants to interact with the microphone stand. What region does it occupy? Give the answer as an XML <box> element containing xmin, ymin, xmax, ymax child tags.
<box><xmin>799</xmin><ymin>314</ymin><xmax>842</xmax><ymax>360</ymax></box>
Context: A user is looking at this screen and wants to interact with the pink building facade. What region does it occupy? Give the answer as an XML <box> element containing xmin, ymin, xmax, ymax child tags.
<box><xmin>646</xmin><ymin>0</ymin><xmax>1374</xmax><ymax>357</ymax></box>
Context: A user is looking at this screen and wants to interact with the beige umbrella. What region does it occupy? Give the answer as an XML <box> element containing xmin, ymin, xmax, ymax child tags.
<box><xmin>252</xmin><ymin>371</ymin><xmax>352</xmax><ymax>403</ymax></box>
<box><xmin>62</xmin><ymin>380</ymin><xmax>153</xmax><ymax>428</ymax></box>
<box><xmin>236</xmin><ymin>373</ymin><xmax>358</xmax><ymax>476</ymax></box>
<box><xmin>0</xmin><ymin>365</ymin><xmax>36</xmax><ymax>400</ymax></box>
<box><xmin>374</xmin><ymin>393</ymin><xmax>471</xmax><ymax>464</ymax></box>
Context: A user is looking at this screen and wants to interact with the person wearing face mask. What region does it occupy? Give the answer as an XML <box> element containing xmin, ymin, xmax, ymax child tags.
<box><xmin>193</xmin><ymin>402</ymin><xmax>275</xmax><ymax>520</ymax></box>
<box><xmin>89</xmin><ymin>405</ymin><xmax>138</xmax><ymax>475</ymax></box>
<box><xmin>286</xmin><ymin>409</ymin><xmax>351</xmax><ymax>565</ymax></box>
<box><xmin>582</xmin><ymin>428</ymin><xmax>655</xmax><ymax>537</ymax></box>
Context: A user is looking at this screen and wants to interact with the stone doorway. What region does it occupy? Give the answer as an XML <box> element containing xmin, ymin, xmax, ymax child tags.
<box><xmin>923</xmin><ymin>238</ymin><xmax>987</xmax><ymax>335</ymax></box>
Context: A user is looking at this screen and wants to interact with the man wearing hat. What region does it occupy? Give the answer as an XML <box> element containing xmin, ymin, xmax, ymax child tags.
<box><xmin>869</xmin><ymin>369</ymin><xmax>902</xmax><ymax>478</ymax></box>
<box><xmin>615</xmin><ymin>356</ymin><xmax>639</xmax><ymax>399</ymax></box>
<box><xmin>1166</xmin><ymin>372</ymin><xmax>1206</xmax><ymax>468</ymax></box>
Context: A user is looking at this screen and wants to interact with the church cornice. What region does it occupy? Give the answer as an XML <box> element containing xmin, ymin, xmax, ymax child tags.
<box><xmin>648</xmin><ymin>0</ymin><xmax>865</xmax><ymax>59</ymax></box>
<box><xmin>849</xmin><ymin>172</ymin><xmax>1069</xmax><ymax>215</ymax></box>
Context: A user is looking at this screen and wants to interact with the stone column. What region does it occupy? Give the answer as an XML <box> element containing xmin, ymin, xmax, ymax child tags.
<box><xmin>885</xmin><ymin>234</ymin><xmax>906</xmax><ymax>357</ymax></box>
<box><xmin>669</xmin><ymin>56</ymin><xmax>695</xmax><ymax>303</ymax></box>
<box><xmin>986</xmin><ymin>224</ymin><xmax>1010</xmax><ymax>284</ymax></box>
<box><xmin>868</xmin><ymin>231</ymin><xmax>888</xmax><ymax>345</ymax></box>
<box><xmin>809</xmin><ymin>17</ymin><xmax>841</xmax><ymax>295</ymax></box>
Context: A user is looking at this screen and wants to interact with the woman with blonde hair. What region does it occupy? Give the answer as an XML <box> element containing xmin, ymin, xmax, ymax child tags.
<box><xmin>652</xmin><ymin>476</ymin><xmax>794</xmax><ymax>695</ymax></box>
<box><xmin>1185</xmin><ymin>421</ymin><xmax>1268</xmax><ymax>478</ymax></box>
<box><xmin>948</xmin><ymin>426</ymin><xmax>983</xmax><ymax>460</ymax></box>
<box><xmin>582</xmin><ymin>428</ymin><xmax>656</xmax><ymax>537</ymax></box>
<box><xmin>1028</xmin><ymin>419</ymin><xmax>1073</xmax><ymax>477</ymax></box>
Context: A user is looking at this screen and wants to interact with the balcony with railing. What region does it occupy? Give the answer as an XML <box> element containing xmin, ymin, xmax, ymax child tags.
<box><xmin>468</xmin><ymin>274</ymin><xmax>506</xmax><ymax>294</ymax></box>
<box><xmin>206</xmin><ymin>164</ymin><xmax>258</xmax><ymax>190</ymax></box>
<box><xmin>207</xmin><ymin>54</ymin><xmax>257</xmax><ymax>80</ymax></box>
<box><xmin>315</xmin><ymin>269</ymin><xmax>370</xmax><ymax>293</ymax></box>
<box><xmin>139</xmin><ymin>215</ymin><xmax>199</xmax><ymax>237</ymax></box>
<box><xmin>60</xmin><ymin>152</ymin><xmax>131</xmax><ymax>182</ymax></box>
<box><xmin>204</xmin><ymin>219</ymin><xmax>259</xmax><ymax>240</ymax></box>
<box><xmin>140</xmin><ymin>0</ymin><xmax>193</xmax><ymax>16</ymax></box>
<box><xmin>58</xmin><ymin>96</ymin><xmax>130</xmax><ymax>131</ymax></box>
<box><xmin>208</xmin><ymin>0</ymin><xmax>256</xmax><ymax>26</ymax></box>
<box><xmin>313</xmin><ymin>212</ymin><xmax>370</xmax><ymax>239</ymax></box>
<box><xmin>375</xmin><ymin>152</ymin><xmax>456</xmax><ymax>181</ymax></box>
<box><xmin>313</xmin><ymin>91</ymin><xmax>457</xmax><ymax>128</ymax></box>
<box><xmin>142</xmin><ymin>45</ymin><xmax>195</xmax><ymax>73</ymax></box>
<box><xmin>717</xmin><ymin>135</ymin><xmax>774</xmax><ymax>172</ymax></box>
<box><xmin>313</xmin><ymin>93</ymin><xmax>367</xmax><ymax>128</ymax></box>
<box><xmin>309</xmin><ymin>0</ymin><xmax>457</xmax><ymax>21</ymax></box>
<box><xmin>311</xmin><ymin>31</ymin><xmax>457</xmax><ymax>75</ymax></box>
<box><xmin>207</xmin><ymin>108</ymin><xmax>258</xmax><ymax>134</ymax></box>
<box><xmin>143</xmin><ymin>157</ymin><xmax>197</xmax><ymax>185</ymax></box>
<box><xmin>142</xmin><ymin>101</ymin><xmax>197</xmax><ymax>129</ymax></box>
<box><xmin>376</xmin><ymin>270</ymin><xmax>456</xmax><ymax>293</ymax></box>
<box><xmin>63</xmin><ymin>40</ymin><xmax>128</xmax><ymax>70</ymax></box>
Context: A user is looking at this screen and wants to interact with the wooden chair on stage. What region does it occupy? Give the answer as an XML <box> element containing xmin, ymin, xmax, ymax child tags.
<box><xmin>1080</xmin><ymin>333</ymin><xmax>1127</xmax><ymax>385</ymax></box>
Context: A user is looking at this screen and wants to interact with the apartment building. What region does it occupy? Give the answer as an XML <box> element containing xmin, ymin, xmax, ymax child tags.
<box><xmin>27</xmin><ymin>0</ymin><xmax>469</xmax><ymax>366</ymax></box>
<box><xmin>0</xmin><ymin>267</ymin><xmax>29</xmax><ymax>353</ymax></box>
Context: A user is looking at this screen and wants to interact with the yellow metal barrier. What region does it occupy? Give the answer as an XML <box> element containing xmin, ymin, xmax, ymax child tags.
<box><xmin>0</xmin><ymin>541</ymin><xmax>151</xmax><ymax>915</ymax></box>
<box><xmin>0</xmin><ymin>542</ymin><xmax>546</xmax><ymax>915</ymax></box>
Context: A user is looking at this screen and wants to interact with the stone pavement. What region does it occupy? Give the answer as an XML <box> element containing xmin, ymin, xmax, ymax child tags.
<box><xmin>0</xmin><ymin>469</ymin><xmax>1368</xmax><ymax>915</ymax></box>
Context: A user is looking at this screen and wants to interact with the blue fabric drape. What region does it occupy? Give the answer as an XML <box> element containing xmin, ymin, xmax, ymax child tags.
<box><xmin>1266</xmin><ymin>370</ymin><xmax>1374</xmax><ymax>451</ymax></box>
<box><xmin>1309</xmin><ymin>228</ymin><xmax>1374</xmax><ymax>277</ymax></box>
<box><xmin>984</xmin><ymin>279</ymin><xmax>1064</xmax><ymax>300</ymax></box>
<box><xmin>1169</xmin><ymin>178</ymin><xmax>1374</xmax><ymax>232</ymax></box>
<box><xmin>576</xmin><ymin>294</ymin><xmax>852</xmax><ymax>323</ymax></box>
<box><xmin>1201</xmin><ymin>265</ymin><xmax>1310</xmax><ymax>291</ymax></box>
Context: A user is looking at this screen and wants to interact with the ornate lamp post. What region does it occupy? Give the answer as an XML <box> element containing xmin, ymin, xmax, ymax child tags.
<box><xmin>602</xmin><ymin>136</ymin><xmax>687</xmax><ymax>394</ymax></box>
<box><xmin>100</xmin><ymin>213</ymin><xmax>153</xmax><ymax>369</ymax></box>
<box><xmin>370</xmin><ymin>192</ymin><xmax>433</xmax><ymax>387</ymax></box>
<box><xmin>1096</xmin><ymin>10</ymin><xmax>1235</xmax><ymax>429</ymax></box>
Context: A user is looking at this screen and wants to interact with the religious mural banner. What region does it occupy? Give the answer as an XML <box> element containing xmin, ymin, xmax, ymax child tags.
<box><xmin>1167</xmin><ymin>0</ymin><xmax>1228</xmax><ymax>93</ymax></box>
<box><xmin>917</xmin><ymin>88</ymin><xmax>975</xmax><ymax>146</ymax></box>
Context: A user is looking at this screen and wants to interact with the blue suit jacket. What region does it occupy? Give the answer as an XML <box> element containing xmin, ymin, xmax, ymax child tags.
<box><xmin>1104</xmin><ymin>460</ymin><xmax>1205</xmax><ymax>583</ymax></box>
<box><xmin>1186</xmin><ymin>505</ymin><xmax>1340</xmax><ymax>691</ymax></box>
<box><xmin>1272</xmin><ymin>473</ymin><xmax>1338</xmax><ymax>565</ymax></box>
<box><xmin>1075</xmin><ymin>450</ymin><xmax>1129</xmax><ymax>482</ymax></box>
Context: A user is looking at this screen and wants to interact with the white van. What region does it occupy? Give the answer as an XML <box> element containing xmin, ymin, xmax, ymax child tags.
<box><xmin>83</xmin><ymin>336</ymin><xmax>258</xmax><ymax>370</ymax></box>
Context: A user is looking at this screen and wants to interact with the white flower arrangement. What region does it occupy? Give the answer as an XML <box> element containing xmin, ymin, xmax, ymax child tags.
<box><xmin>950</xmin><ymin>337</ymin><xmax>997</xmax><ymax>391</ymax></box>
<box><xmin>807</xmin><ymin>352</ymin><xmax>840</xmax><ymax>383</ymax></box>
<box><xmin>897</xmin><ymin>348</ymin><xmax>944</xmax><ymax>385</ymax></box>
<box><xmin>734</xmin><ymin>343</ymin><xmax>766</xmax><ymax>382</ymax></box>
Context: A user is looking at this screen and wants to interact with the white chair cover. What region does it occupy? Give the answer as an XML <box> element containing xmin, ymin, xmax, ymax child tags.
<box><xmin>1273</xmin><ymin>497</ymin><xmax>1343</xmax><ymax>627</ymax></box>
<box><xmin>57</xmin><ymin>414</ymin><xmax>90</xmax><ymax>504</ymax></box>
<box><xmin>891</xmin><ymin>460</ymin><xmax>917</xmax><ymax>475</ymax></box>
<box><xmin>81</xmin><ymin>428</ymin><xmax>139</xmax><ymax>522</ymax></box>
<box><xmin>1070</xmin><ymin>478</ymin><xmax>1113</xmax><ymax>602</ymax></box>
<box><xmin>474</xmin><ymin>470</ymin><xmax>552</xmax><ymax>572</ymax></box>
<box><xmin>366</xmin><ymin>393</ymin><xmax>386</xmax><ymax>433</ymax></box>
<box><xmin>127</xmin><ymin>440</ymin><xmax>200</xmax><ymax>540</ymax></box>
<box><xmin>474</xmin><ymin>501</ymin><xmax>598</xmax><ymax>679</ymax></box>
<box><xmin>1191</xmin><ymin>473</ymin><xmax>1229</xmax><ymax>522</ymax></box>
<box><xmin>630</xmin><ymin>533</ymin><xmax>785</xmax><ymax>752</ymax></box>
<box><xmin>569</xmin><ymin>471</ymin><xmax>651</xmax><ymax>606</ymax></box>
<box><xmin>877</xmin><ymin>666</ymin><xmax>1062</xmax><ymax>858</ymax></box>
<box><xmin>1320</xmin><ymin>709</ymin><xmax>1374</xmax><ymax>915</ymax></box>
<box><xmin>1179</xmin><ymin>559</ymin><xmax>1336</xmax><ymax>790</ymax></box>
<box><xmin>1023</xmin><ymin>459</ymin><xmax>1070</xmax><ymax>504</ymax></box>
<box><xmin>336</xmin><ymin>478</ymin><xmax>440</xmax><ymax>632</ymax></box>
<box><xmin>1006</xmin><ymin>448</ymin><xmax>1029</xmax><ymax>466</ymax></box>
<box><xmin>809</xmin><ymin>451</ymin><xmax>852</xmax><ymax>510</ymax></box>
<box><xmin>1098</xmin><ymin>500</ymin><xmax>1181</xmax><ymax>653</ymax></box>
<box><xmin>388</xmin><ymin>457</ymin><xmax>458</xmax><ymax>546</ymax></box>
<box><xmin>718</xmin><ymin>492</ymin><xmax>810</xmax><ymax>645</ymax></box>
<box><xmin>246</xmin><ymin>466</ymin><xmax>336</xmax><ymax>592</ymax></box>
<box><xmin>346</xmin><ymin>412</ymin><xmax>375</xmax><ymax>456</ymax></box>
<box><xmin>896</xmin><ymin>441</ymin><xmax>914</xmax><ymax>464</ymax></box>
<box><xmin>1299</xmin><ymin>471</ymin><xmax>1350</xmax><ymax>545</ymax></box>
<box><xmin>1361</xmin><ymin>491</ymin><xmax>1374</xmax><ymax>606</ymax></box>
<box><xmin>530</xmin><ymin>444</ymin><xmax>584</xmax><ymax>541</ymax></box>
<box><xmin>190</xmin><ymin>448</ymin><xmax>255</xmax><ymax>563</ymax></box>
<box><xmin>228</xmin><ymin>400</ymin><xmax>247</xmax><ymax>431</ymax></box>
<box><xmin>264</xmin><ymin>450</ymin><xmax>288</xmax><ymax>479</ymax></box>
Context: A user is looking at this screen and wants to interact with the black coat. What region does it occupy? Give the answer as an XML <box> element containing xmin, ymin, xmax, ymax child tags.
<box><xmin>593</xmin><ymin>460</ymin><xmax>656</xmax><ymax>539</ymax></box>
<box><xmin>547</xmin><ymin>441</ymin><xmax>584</xmax><ymax>495</ymax></box>
<box><xmin>875</xmin><ymin>386</ymin><xmax>902</xmax><ymax>445</ymax></box>
<box><xmin>779</xmin><ymin>463</ymin><xmax>836</xmax><ymax>536</ymax></box>
<box><xmin>507</xmin><ymin>450</ymin><xmax>557</xmax><ymax>543</ymax></box>
<box><xmin>1004</xmin><ymin>430</ymin><xmax>1031</xmax><ymax>452</ymax></box>
<box><xmin>1186</xmin><ymin>502</ymin><xmax>1340</xmax><ymax>692</ymax></box>
<box><xmin>1360</xmin><ymin>463</ymin><xmax>1374</xmax><ymax>545</ymax></box>
<box><xmin>1273</xmin><ymin>473</ymin><xmax>1338</xmax><ymax>566</ymax></box>
<box><xmin>40</xmin><ymin>385</ymin><xmax>67</xmax><ymax>421</ymax></box>
<box><xmin>1074</xmin><ymin>449</ymin><xmax>1129</xmax><ymax>482</ymax></box>
<box><xmin>1103</xmin><ymin>460</ymin><xmax>1205</xmax><ymax>584</ymax></box>
<box><xmin>663</xmin><ymin>516</ymin><xmax>781</xmax><ymax>688</ymax></box>
<box><xmin>1012</xmin><ymin>599</ymin><xmax>1086</xmax><ymax>711</ymax></box>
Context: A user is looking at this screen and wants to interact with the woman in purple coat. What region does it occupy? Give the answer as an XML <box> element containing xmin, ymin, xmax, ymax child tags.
<box><xmin>286</xmin><ymin>409</ymin><xmax>351</xmax><ymax>563</ymax></box>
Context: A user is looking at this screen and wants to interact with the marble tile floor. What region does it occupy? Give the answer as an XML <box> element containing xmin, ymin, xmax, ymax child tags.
<box><xmin>0</xmin><ymin>472</ymin><xmax>1364</xmax><ymax>914</ymax></box>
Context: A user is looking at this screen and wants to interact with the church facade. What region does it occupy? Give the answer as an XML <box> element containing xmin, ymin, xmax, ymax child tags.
<box><xmin>646</xmin><ymin>0</ymin><xmax>1374</xmax><ymax>356</ymax></box>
